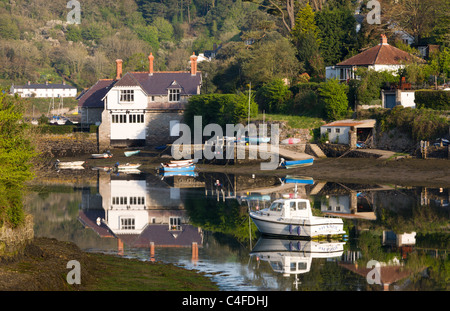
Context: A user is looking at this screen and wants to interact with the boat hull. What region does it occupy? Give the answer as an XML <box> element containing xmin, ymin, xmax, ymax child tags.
<box><xmin>117</xmin><ymin>164</ymin><xmax>141</xmax><ymax>170</ymax></box>
<box><xmin>124</xmin><ymin>150</ymin><xmax>140</xmax><ymax>157</ymax></box>
<box><xmin>161</xmin><ymin>165</ymin><xmax>195</xmax><ymax>172</ymax></box>
<box><xmin>281</xmin><ymin>158</ymin><xmax>314</xmax><ymax>169</ymax></box>
<box><xmin>250</xmin><ymin>212</ymin><xmax>345</xmax><ymax>238</ymax></box>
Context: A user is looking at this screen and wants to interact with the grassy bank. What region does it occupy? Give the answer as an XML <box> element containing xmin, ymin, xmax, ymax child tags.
<box><xmin>0</xmin><ymin>237</ymin><xmax>218</xmax><ymax>291</ymax></box>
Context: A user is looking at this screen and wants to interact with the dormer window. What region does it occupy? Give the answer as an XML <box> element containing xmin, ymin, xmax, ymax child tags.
<box><xmin>120</xmin><ymin>89</ymin><xmax>134</xmax><ymax>102</ymax></box>
<box><xmin>168</xmin><ymin>89</ymin><xmax>180</xmax><ymax>102</ymax></box>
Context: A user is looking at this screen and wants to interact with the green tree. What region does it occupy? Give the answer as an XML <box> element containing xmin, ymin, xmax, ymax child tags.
<box><xmin>256</xmin><ymin>78</ymin><xmax>292</xmax><ymax>113</ymax></box>
<box><xmin>0</xmin><ymin>93</ymin><xmax>37</xmax><ymax>228</ymax></box>
<box><xmin>315</xmin><ymin>7</ymin><xmax>357</xmax><ymax>66</ymax></box>
<box><xmin>318</xmin><ymin>79</ymin><xmax>349</xmax><ymax>121</ymax></box>
<box><xmin>291</xmin><ymin>3</ymin><xmax>324</xmax><ymax>79</ymax></box>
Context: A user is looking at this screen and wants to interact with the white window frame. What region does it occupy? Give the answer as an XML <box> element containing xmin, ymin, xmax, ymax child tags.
<box><xmin>120</xmin><ymin>89</ymin><xmax>134</xmax><ymax>103</ymax></box>
<box><xmin>168</xmin><ymin>89</ymin><xmax>181</xmax><ymax>102</ymax></box>
<box><xmin>120</xmin><ymin>217</ymin><xmax>135</xmax><ymax>230</ymax></box>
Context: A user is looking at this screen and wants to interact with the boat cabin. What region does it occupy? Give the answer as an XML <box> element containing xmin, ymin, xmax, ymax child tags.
<box><xmin>266</xmin><ymin>199</ymin><xmax>313</xmax><ymax>219</ymax></box>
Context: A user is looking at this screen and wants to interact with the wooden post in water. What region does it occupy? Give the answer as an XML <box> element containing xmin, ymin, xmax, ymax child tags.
<box><xmin>117</xmin><ymin>238</ymin><xmax>124</xmax><ymax>256</ymax></box>
<box><xmin>150</xmin><ymin>242</ymin><xmax>155</xmax><ymax>262</ymax></box>
<box><xmin>192</xmin><ymin>242</ymin><xmax>198</xmax><ymax>264</ymax></box>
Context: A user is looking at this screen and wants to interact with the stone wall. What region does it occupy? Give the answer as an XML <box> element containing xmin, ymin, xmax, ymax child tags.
<box><xmin>36</xmin><ymin>133</ymin><xmax>98</xmax><ymax>157</ymax></box>
<box><xmin>0</xmin><ymin>214</ymin><xmax>34</xmax><ymax>261</ymax></box>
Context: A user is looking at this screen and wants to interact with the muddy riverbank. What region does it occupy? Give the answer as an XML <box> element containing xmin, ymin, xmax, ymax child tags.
<box><xmin>47</xmin><ymin>147</ymin><xmax>450</xmax><ymax>187</ymax></box>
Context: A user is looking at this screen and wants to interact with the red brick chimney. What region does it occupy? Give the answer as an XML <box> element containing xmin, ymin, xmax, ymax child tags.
<box><xmin>115</xmin><ymin>59</ymin><xmax>123</xmax><ymax>80</ymax></box>
<box><xmin>190</xmin><ymin>52</ymin><xmax>197</xmax><ymax>76</ymax></box>
<box><xmin>148</xmin><ymin>53</ymin><xmax>154</xmax><ymax>76</ymax></box>
<box><xmin>380</xmin><ymin>34</ymin><xmax>388</xmax><ymax>45</ymax></box>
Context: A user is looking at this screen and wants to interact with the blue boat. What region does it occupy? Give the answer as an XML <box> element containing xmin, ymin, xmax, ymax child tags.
<box><xmin>160</xmin><ymin>163</ymin><xmax>195</xmax><ymax>172</ymax></box>
<box><xmin>283</xmin><ymin>175</ymin><xmax>314</xmax><ymax>184</ymax></box>
<box><xmin>280</xmin><ymin>158</ymin><xmax>314</xmax><ymax>169</ymax></box>
<box><xmin>155</xmin><ymin>145</ymin><xmax>167</xmax><ymax>150</ymax></box>
<box><xmin>160</xmin><ymin>171</ymin><xmax>198</xmax><ymax>177</ymax></box>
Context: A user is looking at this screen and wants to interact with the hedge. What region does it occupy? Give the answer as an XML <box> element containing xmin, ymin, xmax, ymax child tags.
<box><xmin>38</xmin><ymin>124</ymin><xmax>76</xmax><ymax>134</ymax></box>
<box><xmin>415</xmin><ymin>90</ymin><xmax>450</xmax><ymax>110</ymax></box>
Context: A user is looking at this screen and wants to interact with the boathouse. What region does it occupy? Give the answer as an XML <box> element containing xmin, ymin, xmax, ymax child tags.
<box><xmin>320</xmin><ymin>119</ymin><xmax>376</xmax><ymax>148</ymax></box>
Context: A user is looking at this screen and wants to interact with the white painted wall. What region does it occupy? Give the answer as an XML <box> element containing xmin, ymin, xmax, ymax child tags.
<box><xmin>106</xmin><ymin>87</ymin><xmax>148</xmax><ymax>110</ymax></box>
<box><xmin>399</xmin><ymin>91</ymin><xmax>415</xmax><ymax>108</ymax></box>
<box><xmin>320</xmin><ymin>126</ymin><xmax>350</xmax><ymax>144</ymax></box>
<box><xmin>12</xmin><ymin>87</ymin><xmax>77</xmax><ymax>98</ymax></box>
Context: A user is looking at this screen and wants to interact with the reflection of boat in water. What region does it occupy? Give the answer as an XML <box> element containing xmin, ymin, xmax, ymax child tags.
<box><xmin>92</xmin><ymin>151</ymin><xmax>112</xmax><ymax>159</ymax></box>
<box><xmin>160</xmin><ymin>171</ymin><xmax>198</xmax><ymax>178</ymax></box>
<box><xmin>249</xmin><ymin>198</ymin><xmax>345</xmax><ymax>238</ymax></box>
<box><xmin>160</xmin><ymin>160</ymin><xmax>195</xmax><ymax>172</ymax></box>
<box><xmin>250</xmin><ymin>237</ymin><xmax>345</xmax><ymax>277</ymax></box>
<box><xmin>55</xmin><ymin>159</ymin><xmax>85</xmax><ymax>169</ymax></box>
<box><xmin>114</xmin><ymin>163</ymin><xmax>141</xmax><ymax>170</ymax></box>
<box><xmin>282</xmin><ymin>175</ymin><xmax>314</xmax><ymax>185</ymax></box>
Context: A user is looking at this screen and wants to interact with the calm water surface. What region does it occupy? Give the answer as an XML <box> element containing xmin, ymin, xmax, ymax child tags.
<box><xmin>25</xmin><ymin>170</ymin><xmax>449</xmax><ymax>291</ymax></box>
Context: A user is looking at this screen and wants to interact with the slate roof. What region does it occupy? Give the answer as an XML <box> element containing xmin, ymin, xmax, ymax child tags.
<box><xmin>77</xmin><ymin>79</ymin><xmax>115</xmax><ymax>108</ymax></box>
<box><xmin>337</xmin><ymin>42</ymin><xmax>423</xmax><ymax>66</ymax></box>
<box><xmin>115</xmin><ymin>71</ymin><xmax>202</xmax><ymax>96</ymax></box>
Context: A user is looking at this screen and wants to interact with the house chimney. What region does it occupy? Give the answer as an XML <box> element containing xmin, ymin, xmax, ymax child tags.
<box><xmin>115</xmin><ymin>59</ymin><xmax>123</xmax><ymax>80</ymax></box>
<box><xmin>148</xmin><ymin>53</ymin><xmax>154</xmax><ymax>76</ymax></box>
<box><xmin>190</xmin><ymin>52</ymin><xmax>198</xmax><ymax>76</ymax></box>
<box><xmin>380</xmin><ymin>34</ymin><xmax>388</xmax><ymax>45</ymax></box>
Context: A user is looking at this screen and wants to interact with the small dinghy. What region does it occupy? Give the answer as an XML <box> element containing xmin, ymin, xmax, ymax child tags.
<box><xmin>124</xmin><ymin>150</ymin><xmax>141</xmax><ymax>157</ymax></box>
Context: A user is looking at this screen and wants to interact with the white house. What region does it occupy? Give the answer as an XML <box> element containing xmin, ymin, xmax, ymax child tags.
<box><xmin>79</xmin><ymin>53</ymin><xmax>202</xmax><ymax>148</ymax></box>
<box><xmin>10</xmin><ymin>81</ymin><xmax>77</xmax><ymax>98</ymax></box>
<box><xmin>326</xmin><ymin>34</ymin><xmax>423</xmax><ymax>82</ymax></box>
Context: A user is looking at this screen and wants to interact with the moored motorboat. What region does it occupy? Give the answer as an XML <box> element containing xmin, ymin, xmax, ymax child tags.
<box><xmin>249</xmin><ymin>198</ymin><xmax>345</xmax><ymax>238</ymax></box>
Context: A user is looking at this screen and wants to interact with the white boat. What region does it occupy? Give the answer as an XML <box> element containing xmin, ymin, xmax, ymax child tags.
<box><xmin>55</xmin><ymin>160</ymin><xmax>85</xmax><ymax>168</ymax></box>
<box><xmin>124</xmin><ymin>150</ymin><xmax>140</xmax><ymax>157</ymax></box>
<box><xmin>249</xmin><ymin>198</ymin><xmax>345</xmax><ymax>238</ymax></box>
<box><xmin>91</xmin><ymin>152</ymin><xmax>112</xmax><ymax>159</ymax></box>
<box><xmin>281</xmin><ymin>138</ymin><xmax>301</xmax><ymax>145</ymax></box>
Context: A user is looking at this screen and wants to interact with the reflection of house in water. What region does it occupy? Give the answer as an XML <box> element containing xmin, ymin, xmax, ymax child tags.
<box><xmin>317</xmin><ymin>183</ymin><xmax>395</xmax><ymax>220</ymax></box>
<box><xmin>78</xmin><ymin>172</ymin><xmax>203</xmax><ymax>258</ymax></box>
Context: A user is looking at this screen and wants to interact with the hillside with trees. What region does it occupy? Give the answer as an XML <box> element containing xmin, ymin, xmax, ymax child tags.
<box><xmin>0</xmin><ymin>0</ymin><xmax>448</xmax><ymax>121</ymax></box>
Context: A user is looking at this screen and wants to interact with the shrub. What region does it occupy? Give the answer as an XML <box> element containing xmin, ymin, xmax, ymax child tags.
<box><xmin>415</xmin><ymin>90</ymin><xmax>450</xmax><ymax>110</ymax></box>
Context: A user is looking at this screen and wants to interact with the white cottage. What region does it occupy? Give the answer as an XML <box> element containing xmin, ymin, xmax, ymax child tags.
<box><xmin>10</xmin><ymin>81</ymin><xmax>77</xmax><ymax>98</ymax></box>
<box><xmin>326</xmin><ymin>34</ymin><xmax>423</xmax><ymax>82</ymax></box>
<box><xmin>79</xmin><ymin>53</ymin><xmax>202</xmax><ymax>149</ymax></box>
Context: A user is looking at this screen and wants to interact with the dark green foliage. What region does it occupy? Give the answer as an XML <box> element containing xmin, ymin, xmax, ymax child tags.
<box><xmin>255</xmin><ymin>78</ymin><xmax>292</xmax><ymax>114</ymax></box>
<box><xmin>380</xmin><ymin>106</ymin><xmax>449</xmax><ymax>141</ymax></box>
<box><xmin>184</xmin><ymin>93</ymin><xmax>258</xmax><ymax>129</ymax></box>
<box><xmin>415</xmin><ymin>90</ymin><xmax>450</xmax><ymax>110</ymax></box>
<box><xmin>318</xmin><ymin>79</ymin><xmax>349</xmax><ymax>121</ymax></box>
<box><xmin>0</xmin><ymin>93</ymin><xmax>37</xmax><ymax>227</ymax></box>
<box><xmin>315</xmin><ymin>7</ymin><xmax>357</xmax><ymax>66</ymax></box>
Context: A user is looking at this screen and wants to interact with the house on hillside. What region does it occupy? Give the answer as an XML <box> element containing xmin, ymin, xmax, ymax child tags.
<box><xmin>78</xmin><ymin>53</ymin><xmax>202</xmax><ymax>149</ymax></box>
<box><xmin>326</xmin><ymin>34</ymin><xmax>423</xmax><ymax>82</ymax></box>
<box><xmin>10</xmin><ymin>81</ymin><xmax>77</xmax><ymax>98</ymax></box>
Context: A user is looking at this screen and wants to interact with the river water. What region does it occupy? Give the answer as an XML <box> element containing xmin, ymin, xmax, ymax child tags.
<box><xmin>25</xmin><ymin>170</ymin><xmax>449</xmax><ymax>291</ymax></box>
